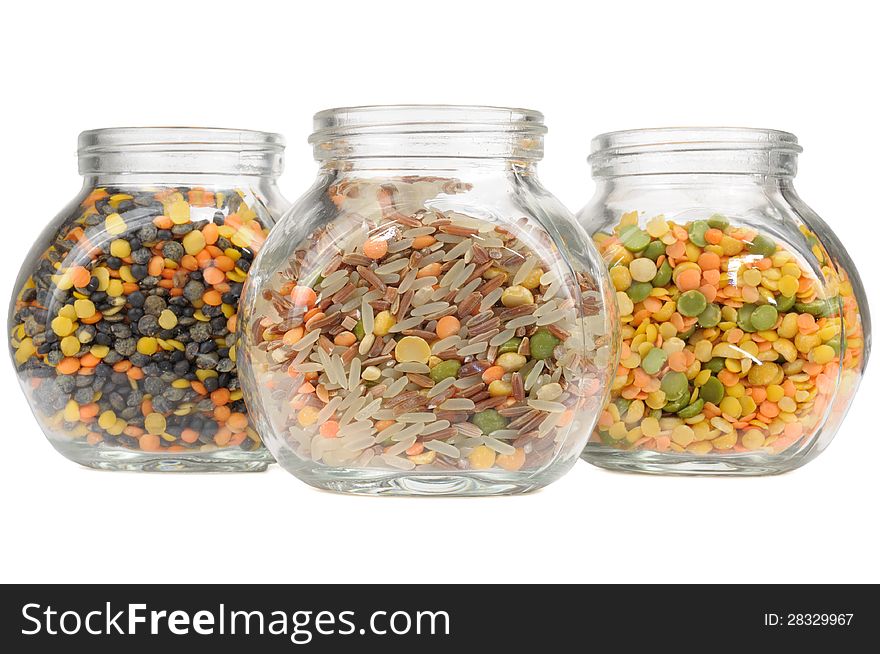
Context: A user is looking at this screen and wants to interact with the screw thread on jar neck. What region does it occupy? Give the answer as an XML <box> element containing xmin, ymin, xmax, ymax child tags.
<box><xmin>589</xmin><ymin>127</ymin><xmax>802</xmax><ymax>179</ymax></box>
<box><xmin>77</xmin><ymin>127</ymin><xmax>285</xmax><ymax>183</ymax></box>
<box><xmin>309</xmin><ymin>105</ymin><xmax>546</xmax><ymax>168</ymax></box>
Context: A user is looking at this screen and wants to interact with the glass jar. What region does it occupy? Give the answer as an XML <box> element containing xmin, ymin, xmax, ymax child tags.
<box><xmin>578</xmin><ymin>128</ymin><xmax>870</xmax><ymax>475</ymax></box>
<box><xmin>9</xmin><ymin>127</ymin><xmax>289</xmax><ymax>471</ymax></box>
<box><xmin>239</xmin><ymin>106</ymin><xmax>618</xmax><ymax>495</ymax></box>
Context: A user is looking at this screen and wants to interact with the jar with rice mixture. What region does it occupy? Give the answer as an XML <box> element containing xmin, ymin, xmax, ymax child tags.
<box><xmin>578</xmin><ymin>128</ymin><xmax>870</xmax><ymax>475</ymax></box>
<box><xmin>9</xmin><ymin>128</ymin><xmax>289</xmax><ymax>471</ymax></box>
<box><xmin>239</xmin><ymin>106</ymin><xmax>618</xmax><ymax>495</ymax></box>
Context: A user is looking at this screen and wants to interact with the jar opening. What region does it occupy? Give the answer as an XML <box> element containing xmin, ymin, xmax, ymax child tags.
<box><xmin>77</xmin><ymin>127</ymin><xmax>285</xmax><ymax>177</ymax></box>
<box><xmin>310</xmin><ymin>105</ymin><xmax>546</xmax><ymax>162</ymax></box>
<box><xmin>589</xmin><ymin>127</ymin><xmax>801</xmax><ymax>178</ymax></box>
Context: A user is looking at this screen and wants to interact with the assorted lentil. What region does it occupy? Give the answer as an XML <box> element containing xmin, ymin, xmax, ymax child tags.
<box><xmin>592</xmin><ymin>211</ymin><xmax>866</xmax><ymax>455</ymax></box>
<box><xmin>10</xmin><ymin>186</ymin><xmax>273</xmax><ymax>455</ymax></box>
<box><xmin>246</xmin><ymin>176</ymin><xmax>612</xmax><ymax>473</ymax></box>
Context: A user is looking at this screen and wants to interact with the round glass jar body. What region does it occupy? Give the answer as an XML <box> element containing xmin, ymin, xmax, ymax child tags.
<box><xmin>239</xmin><ymin>106</ymin><xmax>618</xmax><ymax>495</ymax></box>
<box><xmin>579</xmin><ymin>128</ymin><xmax>870</xmax><ymax>475</ymax></box>
<box><xmin>9</xmin><ymin>128</ymin><xmax>289</xmax><ymax>471</ymax></box>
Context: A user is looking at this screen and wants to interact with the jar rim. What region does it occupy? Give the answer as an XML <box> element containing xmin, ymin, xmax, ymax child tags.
<box><xmin>590</xmin><ymin>127</ymin><xmax>802</xmax><ymax>159</ymax></box>
<box><xmin>310</xmin><ymin>105</ymin><xmax>546</xmax><ymax>142</ymax></box>
<box><xmin>77</xmin><ymin>127</ymin><xmax>285</xmax><ymax>177</ymax></box>
<box><xmin>78</xmin><ymin>126</ymin><xmax>285</xmax><ymax>153</ymax></box>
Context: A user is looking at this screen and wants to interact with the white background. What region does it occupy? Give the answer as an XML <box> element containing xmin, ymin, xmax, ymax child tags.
<box><xmin>1</xmin><ymin>0</ymin><xmax>876</xmax><ymax>584</ymax></box>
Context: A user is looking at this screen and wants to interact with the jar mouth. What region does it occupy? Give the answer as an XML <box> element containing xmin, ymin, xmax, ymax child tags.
<box><xmin>77</xmin><ymin>127</ymin><xmax>285</xmax><ymax>177</ymax></box>
<box><xmin>589</xmin><ymin>127</ymin><xmax>802</xmax><ymax>177</ymax></box>
<box><xmin>310</xmin><ymin>105</ymin><xmax>546</xmax><ymax>162</ymax></box>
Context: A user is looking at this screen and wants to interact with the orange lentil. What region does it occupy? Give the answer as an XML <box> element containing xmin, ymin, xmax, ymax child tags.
<box><xmin>375</xmin><ymin>420</ymin><xmax>396</xmax><ymax>432</ymax></box>
<box><xmin>227</xmin><ymin>412</ymin><xmax>248</xmax><ymax>432</ymax></box>
<box><xmin>298</xmin><ymin>382</ymin><xmax>316</xmax><ymax>394</ymax></box>
<box><xmin>139</xmin><ymin>433</ymin><xmax>161</xmax><ymax>451</ymax></box>
<box><xmin>180</xmin><ymin>254</ymin><xmax>199</xmax><ymax>271</ymax></box>
<box><xmin>797</xmin><ymin>313</ymin><xmax>816</xmax><ymax>331</ymax></box>
<box><xmin>760</xmin><ymin>401</ymin><xmax>780</xmax><ymax>418</ymax></box>
<box><xmin>676</xmin><ymin>268</ymin><xmax>702</xmax><ymax>292</ymax></box>
<box><xmin>643</xmin><ymin>297</ymin><xmax>663</xmax><ymax>313</ymax></box>
<box><xmin>697</xmin><ymin>252</ymin><xmax>721</xmax><ymax>270</ymax></box>
<box><xmin>291</xmin><ymin>285</ymin><xmax>318</xmax><ymax>307</ymax></box>
<box><xmin>147</xmin><ymin>256</ymin><xmax>165</xmax><ymax>276</ymax></box>
<box><xmin>303</xmin><ymin>307</ymin><xmax>322</xmax><ymax>323</ymax></box>
<box><xmin>411</xmin><ymin>235</ymin><xmax>437</xmax><ymax>249</ymax></box>
<box><xmin>181</xmin><ymin>428</ymin><xmax>200</xmax><ymax>444</ymax></box>
<box><xmin>86</xmin><ymin>433</ymin><xmax>103</xmax><ymax>446</ymax></box>
<box><xmin>704</xmin><ymin>228</ymin><xmax>723</xmax><ymax>244</ymax></box>
<box><xmin>363</xmin><ymin>238</ymin><xmax>389</xmax><ymax>259</ymax></box>
<box><xmin>416</xmin><ymin>263</ymin><xmax>442</xmax><ymax>278</ymax></box>
<box><xmin>213</xmin><ymin>405</ymin><xmax>231</xmax><ymax>422</ymax></box>
<box><xmin>481</xmin><ymin>366</ymin><xmax>505</xmax><ymax>384</ymax></box>
<box><xmin>214</xmin><ymin>255</ymin><xmax>236</xmax><ymax>272</ymax></box>
<box><xmin>202</xmin><ymin>266</ymin><xmax>226</xmax><ymax>286</ymax></box>
<box><xmin>153</xmin><ymin>215</ymin><xmax>173</xmax><ymax>229</ymax></box>
<box><xmin>718</xmin><ymin>369</ymin><xmax>741</xmax><ymax>387</ymax></box>
<box><xmin>320</xmin><ymin>421</ymin><xmax>340</xmax><ymax>438</ymax></box>
<box><xmin>228</xmin><ymin>432</ymin><xmax>247</xmax><ymax>447</ymax></box>
<box><xmin>435</xmin><ymin>316</ymin><xmax>461</xmax><ymax>339</ymax></box>
<box><xmin>78</xmin><ymin>354</ymin><xmax>98</xmax><ymax>371</ymax></box>
<box><xmin>202</xmin><ymin>223</ymin><xmax>219</xmax><ymax>245</ymax></box>
<box><xmin>79</xmin><ymin>403</ymin><xmax>100</xmax><ymax>419</ymax></box>
<box><xmin>666</xmin><ymin>240</ymin><xmax>686</xmax><ymax>258</ymax></box>
<box><xmin>213</xmin><ymin>429</ymin><xmax>232</xmax><ymax>447</ymax></box>
<box><xmin>69</xmin><ymin>266</ymin><xmax>91</xmax><ymax>288</ymax></box>
<box><xmin>334</xmin><ymin>331</ymin><xmax>357</xmax><ymax>346</ymax></box>
<box><xmin>726</xmin><ymin>328</ymin><xmax>744</xmax><ymax>344</ymax></box>
<box><xmin>698</xmin><ymin>284</ymin><xmax>718</xmax><ymax>302</ymax></box>
<box><xmin>57</xmin><ymin>358</ymin><xmax>81</xmax><ymax>375</ymax></box>
<box><xmin>191</xmin><ymin>381</ymin><xmax>207</xmax><ymax>395</ymax></box>
<box><xmin>405</xmin><ymin>442</ymin><xmax>425</xmax><ymax>456</ymax></box>
<box><xmin>211</xmin><ymin>388</ymin><xmax>231</xmax><ymax>406</ymax></box>
<box><xmin>702</xmin><ymin>269</ymin><xmax>721</xmax><ymax>286</ymax></box>
<box><xmin>202</xmin><ymin>290</ymin><xmax>222</xmax><ymax>306</ymax></box>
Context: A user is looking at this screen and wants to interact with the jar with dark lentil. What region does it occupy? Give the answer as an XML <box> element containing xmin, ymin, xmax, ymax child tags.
<box><xmin>578</xmin><ymin>128</ymin><xmax>870</xmax><ymax>475</ymax></box>
<box><xmin>238</xmin><ymin>106</ymin><xmax>618</xmax><ymax>495</ymax></box>
<box><xmin>9</xmin><ymin>128</ymin><xmax>289</xmax><ymax>471</ymax></box>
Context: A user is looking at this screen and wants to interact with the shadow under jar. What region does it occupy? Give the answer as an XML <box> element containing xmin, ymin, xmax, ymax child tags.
<box><xmin>238</xmin><ymin>105</ymin><xmax>618</xmax><ymax>495</ymax></box>
<box><xmin>9</xmin><ymin>127</ymin><xmax>289</xmax><ymax>471</ymax></box>
<box><xmin>579</xmin><ymin>128</ymin><xmax>870</xmax><ymax>475</ymax></box>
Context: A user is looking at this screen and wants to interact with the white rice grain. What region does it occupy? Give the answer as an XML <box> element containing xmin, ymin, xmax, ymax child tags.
<box><xmin>381</xmin><ymin>454</ymin><xmax>416</xmax><ymax>470</ymax></box>
<box><xmin>480</xmin><ymin>288</ymin><xmax>504</xmax><ymax>311</ymax></box>
<box><xmin>512</xmin><ymin>256</ymin><xmax>538</xmax><ymax>286</ymax></box>
<box><xmin>425</xmin><ymin>440</ymin><xmax>461</xmax><ymax>458</ymax></box>
<box><xmin>482</xmin><ymin>435</ymin><xmax>517</xmax><ymax>455</ymax></box>
<box><xmin>361</xmin><ymin>299</ymin><xmax>375</xmax><ymax>335</ymax></box>
<box><xmin>528</xmin><ymin>399</ymin><xmax>567</xmax><ymax>413</ymax></box>
<box><xmin>439</xmin><ymin>398</ymin><xmax>475</xmax><ymax>411</ymax></box>
<box><xmin>427</xmin><ymin>377</ymin><xmax>456</xmax><ymax>397</ymax></box>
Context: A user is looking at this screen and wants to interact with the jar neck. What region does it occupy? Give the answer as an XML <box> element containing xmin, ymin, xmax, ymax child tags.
<box><xmin>77</xmin><ymin>127</ymin><xmax>285</xmax><ymax>183</ymax></box>
<box><xmin>82</xmin><ymin>172</ymin><xmax>283</xmax><ymax>188</ymax></box>
<box><xmin>589</xmin><ymin>127</ymin><xmax>801</xmax><ymax>179</ymax></box>
<box><xmin>319</xmin><ymin>157</ymin><xmax>539</xmax><ymax>177</ymax></box>
<box><xmin>310</xmin><ymin>105</ymin><xmax>546</xmax><ymax>172</ymax></box>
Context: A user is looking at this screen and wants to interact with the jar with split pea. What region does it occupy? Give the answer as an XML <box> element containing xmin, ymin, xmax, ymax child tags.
<box><xmin>239</xmin><ymin>106</ymin><xmax>618</xmax><ymax>495</ymax></box>
<box><xmin>9</xmin><ymin>128</ymin><xmax>289</xmax><ymax>471</ymax></box>
<box><xmin>579</xmin><ymin>128</ymin><xmax>870</xmax><ymax>475</ymax></box>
